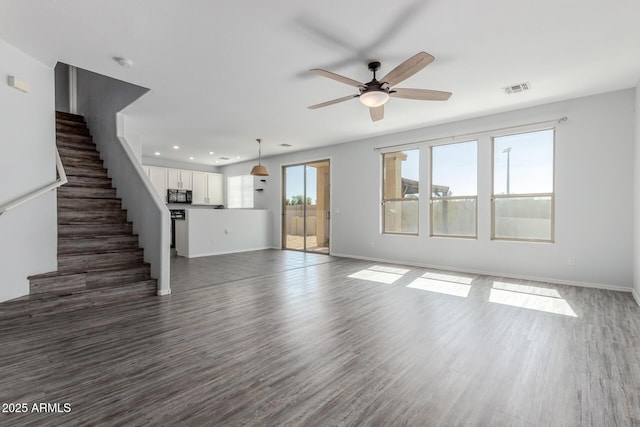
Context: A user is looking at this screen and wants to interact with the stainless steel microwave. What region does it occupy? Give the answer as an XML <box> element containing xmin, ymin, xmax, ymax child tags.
<box><xmin>167</xmin><ymin>189</ymin><xmax>192</xmax><ymax>204</ymax></box>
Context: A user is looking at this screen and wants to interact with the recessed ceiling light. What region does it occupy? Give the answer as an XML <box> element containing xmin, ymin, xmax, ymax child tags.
<box><xmin>154</xmin><ymin>152</ymin><xmax>160</xmax><ymax>156</ymax></box>
<box><xmin>173</xmin><ymin>145</ymin><xmax>179</xmax><ymax>150</ymax></box>
<box><xmin>189</xmin><ymin>156</ymin><xmax>194</xmax><ymax>160</ymax></box>
<box><xmin>215</xmin><ymin>160</ymin><xmax>220</xmax><ymax>164</ymax></box>
<box><xmin>236</xmin><ymin>156</ymin><xmax>241</xmax><ymax>159</ymax></box>
<box><xmin>209</xmin><ymin>151</ymin><xmax>214</xmax><ymax>155</ymax></box>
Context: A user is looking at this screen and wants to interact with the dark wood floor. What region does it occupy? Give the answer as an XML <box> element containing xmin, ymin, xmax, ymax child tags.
<box><xmin>1</xmin><ymin>249</ymin><xmax>639</xmax><ymax>426</ymax></box>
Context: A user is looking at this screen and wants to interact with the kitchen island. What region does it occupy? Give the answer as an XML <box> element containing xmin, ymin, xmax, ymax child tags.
<box><xmin>175</xmin><ymin>209</ymin><xmax>272</xmax><ymax>258</ymax></box>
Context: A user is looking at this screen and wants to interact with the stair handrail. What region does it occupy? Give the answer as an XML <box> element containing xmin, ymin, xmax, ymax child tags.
<box><xmin>0</xmin><ymin>148</ymin><xmax>68</xmax><ymax>217</ymax></box>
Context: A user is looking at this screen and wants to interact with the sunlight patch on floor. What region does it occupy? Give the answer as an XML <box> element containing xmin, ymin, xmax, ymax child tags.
<box><xmin>348</xmin><ymin>265</ymin><xmax>408</xmax><ymax>284</ymax></box>
<box><xmin>492</xmin><ymin>281</ymin><xmax>561</xmax><ymax>298</ymax></box>
<box><xmin>489</xmin><ymin>282</ymin><xmax>577</xmax><ymax>317</ymax></box>
<box><xmin>420</xmin><ymin>272</ymin><xmax>474</xmax><ymax>285</ymax></box>
<box><xmin>406</xmin><ymin>271</ymin><xmax>474</xmax><ymax>297</ymax></box>
<box><xmin>368</xmin><ymin>265</ymin><xmax>411</xmax><ymax>275</ymax></box>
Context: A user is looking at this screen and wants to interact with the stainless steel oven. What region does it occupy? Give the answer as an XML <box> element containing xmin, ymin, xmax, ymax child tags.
<box><xmin>169</xmin><ymin>209</ymin><xmax>186</xmax><ymax>249</ymax></box>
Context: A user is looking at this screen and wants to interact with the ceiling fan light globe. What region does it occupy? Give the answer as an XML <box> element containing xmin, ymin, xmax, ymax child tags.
<box><xmin>359</xmin><ymin>90</ymin><xmax>390</xmax><ymax>108</ymax></box>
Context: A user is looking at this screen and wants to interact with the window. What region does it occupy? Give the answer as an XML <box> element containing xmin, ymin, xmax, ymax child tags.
<box><xmin>382</xmin><ymin>150</ymin><xmax>419</xmax><ymax>234</ymax></box>
<box><xmin>492</xmin><ymin>129</ymin><xmax>554</xmax><ymax>242</ymax></box>
<box><xmin>227</xmin><ymin>175</ymin><xmax>254</xmax><ymax>208</ymax></box>
<box><xmin>430</xmin><ymin>141</ymin><xmax>477</xmax><ymax>238</ymax></box>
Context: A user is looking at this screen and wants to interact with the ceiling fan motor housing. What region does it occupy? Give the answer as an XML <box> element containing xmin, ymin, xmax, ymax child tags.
<box><xmin>360</xmin><ymin>62</ymin><xmax>391</xmax><ymax>107</ymax></box>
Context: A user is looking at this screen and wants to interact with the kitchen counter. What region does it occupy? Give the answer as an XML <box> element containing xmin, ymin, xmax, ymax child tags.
<box><xmin>175</xmin><ymin>209</ymin><xmax>272</xmax><ymax>258</ymax></box>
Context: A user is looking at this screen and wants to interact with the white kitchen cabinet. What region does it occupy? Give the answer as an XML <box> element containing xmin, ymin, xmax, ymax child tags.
<box><xmin>192</xmin><ymin>172</ymin><xmax>223</xmax><ymax>205</ymax></box>
<box><xmin>143</xmin><ymin>166</ymin><xmax>219</xmax><ymax>204</ymax></box>
<box><xmin>207</xmin><ymin>173</ymin><xmax>223</xmax><ymax>205</ymax></box>
<box><xmin>147</xmin><ymin>166</ymin><xmax>168</xmax><ymax>202</ymax></box>
<box><xmin>167</xmin><ymin>169</ymin><xmax>192</xmax><ymax>190</ymax></box>
<box><xmin>191</xmin><ymin>172</ymin><xmax>208</xmax><ymax>205</ymax></box>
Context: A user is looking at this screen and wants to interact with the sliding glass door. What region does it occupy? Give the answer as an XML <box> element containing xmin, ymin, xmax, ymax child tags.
<box><xmin>283</xmin><ymin>160</ymin><xmax>330</xmax><ymax>254</ymax></box>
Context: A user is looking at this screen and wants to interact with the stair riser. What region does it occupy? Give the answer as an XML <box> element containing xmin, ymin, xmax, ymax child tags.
<box><xmin>87</xmin><ymin>268</ymin><xmax>152</xmax><ymax>288</ymax></box>
<box><xmin>57</xmin><ymin>198</ymin><xmax>121</xmax><ymax>210</ymax></box>
<box><xmin>56</xmin><ymin>125</ymin><xmax>91</xmax><ymax>137</ymax></box>
<box><xmin>65</xmin><ymin>176</ymin><xmax>113</xmax><ymax>189</ymax></box>
<box><xmin>30</xmin><ymin>273</ymin><xmax>86</xmax><ymax>295</ymax></box>
<box><xmin>58</xmin><ymin>251</ymin><xmax>144</xmax><ymax>272</ymax></box>
<box><xmin>58</xmin><ymin>210</ymin><xmax>128</xmax><ymax>224</ymax></box>
<box><xmin>2</xmin><ymin>281</ymin><xmax>156</xmax><ymax>320</ymax></box>
<box><xmin>58</xmin><ymin>224</ymin><xmax>133</xmax><ymax>237</ymax></box>
<box><xmin>56</xmin><ymin>135</ymin><xmax>96</xmax><ymax>147</ymax></box>
<box><xmin>55</xmin><ymin>119</ymin><xmax>88</xmax><ymax>128</ymax></box>
<box><xmin>55</xmin><ymin>112</ymin><xmax>85</xmax><ymax>123</ymax></box>
<box><xmin>58</xmin><ymin>186</ymin><xmax>117</xmax><ymax>199</ymax></box>
<box><xmin>56</xmin><ymin>118</ymin><xmax>86</xmax><ymax>128</ymax></box>
<box><xmin>58</xmin><ymin>237</ymin><xmax>139</xmax><ymax>255</ymax></box>
<box><xmin>57</xmin><ymin>147</ymin><xmax>101</xmax><ymax>159</ymax></box>
<box><xmin>61</xmin><ymin>158</ymin><xmax>104</xmax><ymax>171</ymax></box>
<box><xmin>62</xmin><ymin>166</ymin><xmax>108</xmax><ymax>179</ymax></box>
<box><xmin>56</xmin><ymin>141</ymin><xmax>98</xmax><ymax>155</ymax></box>
<box><xmin>29</xmin><ymin>264</ymin><xmax>150</xmax><ymax>285</ymax></box>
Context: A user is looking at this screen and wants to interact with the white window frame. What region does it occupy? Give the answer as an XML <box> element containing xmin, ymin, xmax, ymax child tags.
<box><xmin>381</xmin><ymin>150</ymin><xmax>419</xmax><ymax>236</ymax></box>
<box><xmin>491</xmin><ymin>128</ymin><xmax>555</xmax><ymax>243</ymax></box>
<box><xmin>429</xmin><ymin>140</ymin><xmax>478</xmax><ymax>239</ymax></box>
<box><xmin>227</xmin><ymin>175</ymin><xmax>254</xmax><ymax>209</ymax></box>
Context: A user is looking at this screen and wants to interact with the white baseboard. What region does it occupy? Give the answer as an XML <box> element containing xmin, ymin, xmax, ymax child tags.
<box><xmin>633</xmin><ymin>289</ymin><xmax>640</xmax><ymax>307</ymax></box>
<box><xmin>331</xmin><ymin>252</ymin><xmax>633</xmax><ymax>293</ymax></box>
<box><xmin>184</xmin><ymin>246</ymin><xmax>272</xmax><ymax>259</ymax></box>
<box><xmin>157</xmin><ymin>288</ymin><xmax>172</xmax><ymax>296</ymax></box>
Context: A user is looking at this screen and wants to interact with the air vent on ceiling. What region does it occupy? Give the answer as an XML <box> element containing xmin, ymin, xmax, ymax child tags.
<box><xmin>218</xmin><ymin>156</ymin><xmax>231</xmax><ymax>160</ymax></box>
<box><xmin>279</xmin><ymin>143</ymin><xmax>293</xmax><ymax>147</ymax></box>
<box><xmin>504</xmin><ymin>82</ymin><xmax>531</xmax><ymax>95</ymax></box>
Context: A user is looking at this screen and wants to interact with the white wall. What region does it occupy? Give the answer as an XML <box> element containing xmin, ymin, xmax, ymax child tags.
<box><xmin>222</xmin><ymin>89</ymin><xmax>635</xmax><ymax>290</ymax></box>
<box><xmin>76</xmin><ymin>69</ymin><xmax>171</xmax><ymax>295</ymax></box>
<box><xmin>141</xmin><ymin>156</ymin><xmax>221</xmax><ymax>173</ymax></box>
<box><xmin>0</xmin><ymin>39</ymin><xmax>56</xmax><ymax>302</ymax></box>
<box><xmin>634</xmin><ymin>85</ymin><xmax>640</xmax><ymax>303</ymax></box>
<box><xmin>54</xmin><ymin>62</ymin><xmax>70</xmax><ymax>113</ymax></box>
<box><xmin>178</xmin><ymin>209</ymin><xmax>271</xmax><ymax>257</ymax></box>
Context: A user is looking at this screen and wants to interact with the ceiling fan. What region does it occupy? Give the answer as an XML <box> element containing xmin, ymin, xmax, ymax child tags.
<box><xmin>308</xmin><ymin>52</ymin><xmax>452</xmax><ymax>122</ymax></box>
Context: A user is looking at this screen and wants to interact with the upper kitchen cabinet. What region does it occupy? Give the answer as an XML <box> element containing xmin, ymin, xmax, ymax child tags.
<box><xmin>207</xmin><ymin>173</ymin><xmax>223</xmax><ymax>205</ymax></box>
<box><xmin>167</xmin><ymin>169</ymin><xmax>193</xmax><ymax>190</ymax></box>
<box><xmin>192</xmin><ymin>172</ymin><xmax>223</xmax><ymax>205</ymax></box>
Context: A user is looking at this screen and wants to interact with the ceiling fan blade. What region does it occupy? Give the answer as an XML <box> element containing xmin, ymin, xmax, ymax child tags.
<box><xmin>308</xmin><ymin>94</ymin><xmax>359</xmax><ymax>109</ymax></box>
<box><xmin>391</xmin><ymin>88</ymin><xmax>452</xmax><ymax>101</ymax></box>
<box><xmin>381</xmin><ymin>52</ymin><xmax>435</xmax><ymax>87</ymax></box>
<box><xmin>310</xmin><ymin>69</ymin><xmax>363</xmax><ymax>87</ymax></box>
<box><xmin>369</xmin><ymin>105</ymin><xmax>384</xmax><ymax>122</ymax></box>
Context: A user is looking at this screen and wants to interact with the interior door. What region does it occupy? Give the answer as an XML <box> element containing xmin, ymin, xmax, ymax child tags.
<box><xmin>283</xmin><ymin>160</ymin><xmax>330</xmax><ymax>253</ymax></box>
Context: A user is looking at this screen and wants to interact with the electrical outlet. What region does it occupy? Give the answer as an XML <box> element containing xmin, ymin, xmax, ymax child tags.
<box><xmin>568</xmin><ymin>257</ymin><xmax>576</xmax><ymax>266</ymax></box>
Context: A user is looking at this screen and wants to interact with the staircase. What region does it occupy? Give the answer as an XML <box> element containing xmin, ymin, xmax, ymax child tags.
<box><xmin>1</xmin><ymin>112</ymin><xmax>157</xmax><ymax>318</ymax></box>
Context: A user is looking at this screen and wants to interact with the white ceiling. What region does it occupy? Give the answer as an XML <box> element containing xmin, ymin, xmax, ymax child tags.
<box><xmin>2</xmin><ymin>0</ymin><xmax>640</xmax><ymax>166</ymax></box>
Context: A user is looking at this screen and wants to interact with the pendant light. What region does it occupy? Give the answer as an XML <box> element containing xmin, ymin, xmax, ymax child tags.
<box><xmin>250</xmin><ymin>138</ymin><xmax>269</xmax><ymax>176</ymax></box>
